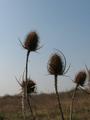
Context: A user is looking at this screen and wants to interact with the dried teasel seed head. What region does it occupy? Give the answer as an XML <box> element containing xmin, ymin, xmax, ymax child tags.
<box><xmin>48</xmin><ymin>51</ymin><xmax>66</xmax><ymax>76</ymax></box>
<box><xmin>75</xmin><ymin>71</ymin><xmax>87</xmax><ymax>86</ymax></box>
<box><xmin>22</xmin><ymin>79</ymin><xmax>36</xmax><ymax>94</ymax></box>
<box><xmin>24</xmin><ymin>31</ymin><xmax>39</xmax><ymax>51</ymax></box>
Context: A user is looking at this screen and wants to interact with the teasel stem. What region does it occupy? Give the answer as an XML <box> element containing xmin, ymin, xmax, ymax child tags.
<box><xmin>25</xmin><ymin>50</ymin><xmax>30</xmax><ymax>107</ymax></box>
<box><xmin>27</xmin><ymin>95</ymin><xmax>36</xmax><ymax>120</ymax></box>
<box><xmin>70</xmin><ymin>84</ymin><xmax>78</xmax><ymax>120</ymax></box>
<box><xmin>25</xmin><ymin>50</ymin><xmax>34</xmax><ymax>119</ymax></box>
<box><xmin>22</xmin><ymin>88</ymin><xmax>26</xmax><ymax>120</ymax></box>
<box><xmin>54</xmin><ymin>75</ymin><xmax>65</xmax><ymax>120</ymax></box>
<box><xmin>26</xmin><ymin>51</ymin><xmax>30</xmax><ymax>84</ymax></box>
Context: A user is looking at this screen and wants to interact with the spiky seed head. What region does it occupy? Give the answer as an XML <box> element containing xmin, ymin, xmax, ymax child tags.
<box><xmin>75</xmin><ymin>71</ymin><xmax>87</xmax><ymax>86</ymax></box>
<box><xmin>24</xmin><ymin>31</ymin><xmax>39</xmax><ymax>51</ymax></box>
<box><xmin>48</xmin><ymin>52</ymin><xmax>65</xmax><ymax>76</ymax></box>
<box><xmin>22</xmin><ymin>79</ymin><xmax>36</xmax><ymax>94</ymax></box>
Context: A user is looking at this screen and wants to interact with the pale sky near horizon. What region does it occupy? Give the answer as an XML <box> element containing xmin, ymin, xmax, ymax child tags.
<box><xmin>0</xmin><ymin>0</ymin><xmax>90</xmax><ymax>96</ymax></box>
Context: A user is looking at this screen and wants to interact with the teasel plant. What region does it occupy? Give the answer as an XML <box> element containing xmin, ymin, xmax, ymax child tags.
<box><xmin>16</xmin><ymin>73</ymin><xmax>36</xmax><ymax>120</ymax></box>
<box><xmin>19</xmin><ymin>31</ymin><xmax>40</xmax><ymax>120</ymax></box>
<box><xmin>70</xmin><ymin>70</ymin><xmax>87</xmax><ymax>120</ymax></box>
<box><xmin>47</xmin><ymin>50</ymin><xmax>70</xmax><ymax>120</ymax></box>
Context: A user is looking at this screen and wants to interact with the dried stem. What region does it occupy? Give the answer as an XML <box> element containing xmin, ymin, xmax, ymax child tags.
<box><xmin>22</xmin><ymin>89</ymin><xmax>26</xmax><ymax>120</ymax></box>
<box><xmin>70</xmin><ymin>84</ymin><xmax>78</xmax><ymax>120</ymax></box>
<box><xmin>54</xmin><ymin>75</ymin><xmax>65</xmax><ymax>120</ymax></box>
<box><xmin>25</xmin><ymin>50</ymin><xmax>34</xmax><ymax>119</ymax></box>
<box><xmin>26</xmin><ymin>51</ymin><xmax>30</xmax><ymax>92</ymax></box>
<box><xmin>27</xmin><ymin>96</ymin><xmax>36</xmax><ymax>120</ymax></box>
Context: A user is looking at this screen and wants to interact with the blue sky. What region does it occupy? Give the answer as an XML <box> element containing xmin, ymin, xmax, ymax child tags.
<box><xmin>0</xmin><ymin>0</ymin><xmax>90</xmax><ymax>96</ymax></box>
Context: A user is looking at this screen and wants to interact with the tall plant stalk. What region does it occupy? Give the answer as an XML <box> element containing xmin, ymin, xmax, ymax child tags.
<box><xmin>22</xmin><ymin>87</ymin><xmax>26</xmax><ymax>120</ymax></box>
<box><xmin>47</xmin><ymin>50</ymin><xmax>69</xmax><ymax>120</ymax></box>
<box><xmin>54</xmin><ymin>75</ymin><xmax>65</xmax><ymax>120</ymax></box>
<box><xmin>70</xmin><ymin>70</ymin><xmax>87</xmax><ymax>120</ymax></box>
<box><xmin>25</xmin><ymin>51</ymin><xmax>30</xmax><ymax>99</ymax></box>
<box><xmin>70</xmin><ymin>84</ymin><xmax>78</xmax><ymax>120</ymax></box>
<box><xmin>27</xmin><ymin>96</ymin><xmax>35</xmax><ymax>120</ymax></box>
<box><xmin>25</xmin><ymin>51</ymin><xmax>35</xmax><ymax>119</ymax></box>
<box><xmin>20</xmin><ymin>31</ymin><xmax>39</xmax><ymax>120</ymax></box>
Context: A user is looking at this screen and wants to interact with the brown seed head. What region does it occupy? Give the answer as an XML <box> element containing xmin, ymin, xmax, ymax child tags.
<box><xmin>48</xmin><ymin>52</ymin><xmax>66</xmax><ymax>76</ymax></box>
<box><xmin>22</xmin><ymin>79</ymin><xmax>36</xmax><ymax>94</ymax></box>
<box><xmin>24</xmin><ymin>31</ymin><xmax>39</xmax><ymax>51</ymax></box>
<box><xmin>75</xmin><ymin>71</ymin><xmax>87</xmax><ymax>86</ymax></box>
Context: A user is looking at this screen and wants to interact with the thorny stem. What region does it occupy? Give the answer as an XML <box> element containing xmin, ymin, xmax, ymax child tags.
<box><xmin>70</xmin><ymin>84</ymin><xmax>78</xmax><ymax>120</ymax></box>
<box><xmin>25</xmin><ymin>50</ymin><xmax>30</xmax><ymax>114</ymax></box>
<box><xmin>15</xmin><ymin>77</ymin><xmax>26</xmax><ymax>120</ymax></box>
<box><xmin>22</xmin><ymin>89</ymin><xmax>26</xmax><ymax>120</ymax></box>
<box><xmin>54</xmin><ymin>75</ymin><xmax>65</xmax><ymax>120</ymax></box>
<box><xmin>25</xmin><ymin>50</ymin><xmax>34</xmax><ymax>119</ymax></box>
<box><xmin>27</xmin><ymin>95</ymin><xmax>36</xmax><ymax>120</ymax></box>
<box><xmin>26</xmin><ymin>51</ymin><xmax>30</xmax><ymax>90</ymax></box>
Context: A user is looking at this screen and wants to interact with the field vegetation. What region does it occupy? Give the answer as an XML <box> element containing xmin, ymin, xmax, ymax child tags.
<box><xmin>0</xmin><ymin>90</ymin><xmax>90</xmax><ymax>120</ymax></box>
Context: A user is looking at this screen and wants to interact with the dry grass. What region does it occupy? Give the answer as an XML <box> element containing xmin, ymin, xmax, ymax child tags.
<box><xmin>0</xmin><ymin>90</ymin><xmax>90</xmax><ymax>120</ymax></box>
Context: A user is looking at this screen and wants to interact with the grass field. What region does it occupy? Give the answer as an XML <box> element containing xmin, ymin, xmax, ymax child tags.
<box><xmin>0</xmin><ymin>89</ymin><xmax>90</xmax><ymax>120</ymax></box>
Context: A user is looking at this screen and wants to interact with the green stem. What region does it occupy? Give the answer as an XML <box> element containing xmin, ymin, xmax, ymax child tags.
<box><xmin>54</xmin><ymin>75</ymin><xmax>65</xmax><ymax>120</ymax></box>
<box><xmin>70</xmin><ymin>84</ymin><xmax>78</xmax><ymax>120</ymax></box>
